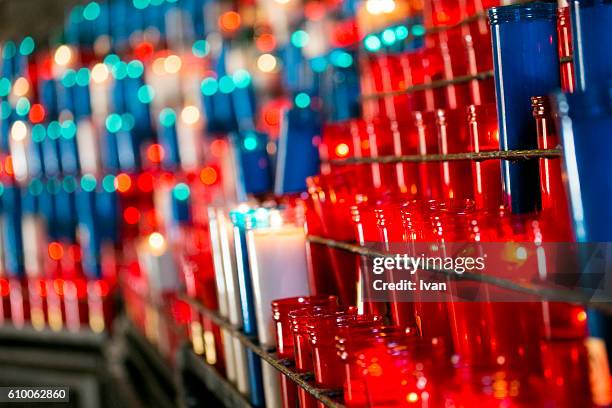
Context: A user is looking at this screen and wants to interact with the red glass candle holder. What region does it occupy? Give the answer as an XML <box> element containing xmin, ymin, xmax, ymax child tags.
<box><xmin>436</xmin><ymin>108</ymin><xmax>474</xmax><ymax>202</ymax></box>
<box><xmin>364</xmin><ymin>118</ymin><xmax>400</xmax><ymax>192</ymax></box>
<box><xmin>359</xmin><ymin>336</ymin><xmax>453</xmax><ymax>407</ymax></box>
<box><xmin>437</xmin><ymin>38</ymin><xmax>471</xmax><ymax>109</ymax></box>
<box><xmin>401</xmin><ymin>50</ymin><xmax>441</xmax><ymax>112</ymax></box>
<box><xmin>366</xmin><ymin>54</ymin><xmax>412</xmax><ymax>121</ymax></box>
<box><xmin>394</xmin><ymin>119</ymin><xmax>421</xmax><ymax>197</ymax></box>
<box><xmin>424</xmin><ymin>0</ymin><xmax>467</xmax><ymax>28</ymax></box>
<box><xmin>557</xmin><ymin>6</ymin><xmax>575</xmax><ymax>92</ymax></box>
<box><xmin>423</xmin><ymin>47</ymin><xmax>450</xmax><ymax>108</ymax></box>
<box><xmin>531</xmin><ymin>96</ymin><xmax>571</xmax><ymax>236</ymax></box>
<box><xmin>399</xmin><ymin>200</ymin><xmax>454</xmax><ymax>352</ymax></box>
<box><xmin>272</xmin><ymin>295</ymin><xmax>339</xmax><ymax>359</ymax></box>
<box><xmin>540</xmin><ymin>339</ymin><xmax>593</xmax><ymax>406</ymax></box>
<box><xmin>306</xmin><ymin>173</ymin><xmax>363</xmax><ymax>305</ymax></box>
<box><xmin>308</xmin><ymin>312</ymin><xmax>382</xmax><ymax>398</ymax></box>
<box><xmin>467</xmin><ymin>103</ymin><xmax>503</xmax><ymax>211</ymax></box>
<box><xmin>523</xmin><ymin>215</ymin><xmax>587</xmax><ymax>340</ymax></box>
<box><xmin>336</xmin><ymin>326</ymin><xmax>411</xmax><ymax>408</ymax></box>
<box><xmin>289</xmin><ymin>306</ymin><xmax>343</xmax><ymax>408</ymax></box>
<box><xmin>350</xmin><ymin>200</ymin><xmax>391</xmax><ymax>317</ymax></box>
<box><xmin>320</xmin><ymin>119</ymin><xmax>369</xmax><ymax>180</ymax></box>
<box><xmin>412</xmin><ymin>111</ymin><xmax>444</xmax><ymax>200</ymax></box>
<box><xmin>375</xmin><ymin>200</ymin><xmax>421</xmax><ymax>329</ymax></box>
<box><xmin>303</xmin><ymin>197</ymin><xmax>340</xmax><ymax>296</ymax></box>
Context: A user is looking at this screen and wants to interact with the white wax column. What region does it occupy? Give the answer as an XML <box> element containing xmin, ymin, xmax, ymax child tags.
<box><xmin>259</xmin><ymin>0</ymin><xmax>291</xmax><ymax>44</ymax></box>
<box><xmin>221</xmin><ymin>328</ymin><xmax>237</xmax><ymax>384</ymax></box>
<box><xmin>177</xmin><ymin>117</ymin><xmax>202</xmax><ymax>170</ymax></box>
<box><xmin>137</xmin><ymin>233</ymin><xmax>180</xmax><ymax>297</ymax></box>
<box><xmin>218</xmin><ymin>209</ymin><xmax>250</xmax><ymax>394</ymax></box>
<box><xmin>9</xmin><ymin>279</ymin><xmax>25</xmax><ymax>328</ymax></box>
<box><xmin>21</xmin><ymin>215</ymin><xmax>46</xmax><ymax>278</ymax></box>
<box><xmin>232</xmin><ymin>337</ymin><xmax>250</xmax><ymax>394</ymax></box>
<box><xmin>90</xmin><ymin>70</ymin><xmax>111</xmax><ymax>127</ymax></box>
<box><xmin>223</xmin><ymin>140</ymin><xmax>246</xmax><ymax>203</ymax></box>
<box><xmin>148</xmin><ymin>65</ymin><xmax>181</xmax><ymax>114</ymax></box>
<box><xmin>208</xmin><ymin>208</ymin><xmax>229</xmax><ymax>317</ymax></box>
<box><xmin>77</xmin><ymin>119</ymin><xmax>101</xmax><ymax>174</ymax></box>
<box><xmin>165</xmin><ymin>8</ymin><xmax>193</xmax><ymax>52</ymax></box>
<box><xmin>180</xmin><ymin>68</ymin><xmax>204</xmax><ymax>107</ymax></box>
<box><xmin>153</xmin><ymin>183</ymin><xmax>173</xmax><ymax>237</ymax></box>
<box><xmin>218</xmin><ymin>210</ymin><xmax>242</xmax><ymax>327</ymax></box>
<box><xmin>248</xmin><ymin>220</ymin><xmax>311</xmax><ymax>408</ymax></box>
<box><xmin>207</xmin><ymin>208</ymin><xmax>236</xmax><ymax>383</ymax></box>
<box><xmin>8</xmin><ymin>123</ymin><xmax>30</xmax><ymax>183</ymax></box>
<box><xmin>247</xmin><ymin>224</ymin><xmax>311</xmax><ymax>347</ymax></box>
<box><xmin>247</xmin><ymin>214</ymin><xmax>310</xmax><ymax>408</ymax></box>
<box><xmin>262</xmin><ymin>363</ymin><xmax>282</xmax><ymax>408</ymax></box>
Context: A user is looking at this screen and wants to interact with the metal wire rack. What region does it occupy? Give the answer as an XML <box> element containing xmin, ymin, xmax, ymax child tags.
<box><xmin>324</xmin><ymin>148</ymin><xmax>563</xmax><ymax>166</ymax></box>
<box><xmin>178</xmin><ymin>295</ymin><xmax>347</xmax><ymax>408</ymax></box>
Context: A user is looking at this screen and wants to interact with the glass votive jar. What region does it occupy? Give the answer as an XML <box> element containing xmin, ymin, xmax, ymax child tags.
<box><xmin>467</xmin><ymin>103</ymin><xmax>503</xmax><ymax>211</ymax></box>
<box><xmin>437</xmin><ymin>39</ymin><xmax>471</xmax><ymax>110</ymax></box>
<box><xmin>336</xmin><ymin>326</ymin><xmax>413</xmax><ymax>408</ymax></box>
<box><xmin>531</xmin><ymin>96</ymin><xmax>571</xmax><ymax>236</ymax></box>
<box><xmin>522</xmin><ymin>215</ymin><xmax>587</xmax><ymax>341</ymax></box>
<box><xmin>405</xmin><ymin>50</ymin><xmax>441</xmax><ymax>112</ymax></box>
<box><xmin>553</xmin><ymin>87</ymin><xmax>612</xmax><ymax>405</ymax></box>
<box><xmin>395</xmin><ymin>118</ymin><xmax>420</xmax><ymax>197</ymax></box>
<box><xmin>569</xmin><ymin>0</ymin><xmax>612</xmax><ymax>91</ymax></box>
<box><xmin>364</xmin><ymin>118</ymin><xmax>399</xmax><ymax>192</ymax></box>
<box><xmin>436</xmin><ymin>108</ymin><xmax>474</xmax><ymax>202</ymax></box>
<box><xmin>272</xmin><ymin>295</ymin><xmax>339</xmax><ymax>359</ymax></box>
<box><xmin>289</xmin><ymin>306</ymin><xmax>345</xmax><ymax>408</ymax></box>
<box><xmin>350</xmin><ymin>200</ymin><xmax>390</xmax><ymax>318</ymax></box>
<box><xmin>303</xmin><ymin>197</ymin><xmax>339</xmax><ymax>296</ymax></box>
<box><xmin>272</xmin><ymin>295</ymin><xmax>338</xmax><ymax>408</ymax></box>
<box><xmin>320</xmin><ymin>121</ymin><xmax>355</xmax><ymax>175</ymax></box>
<box><xmin>399</xmin><ymin>200</ymin><xmax>454</xmax><ymax>354</ymax></box>
<box><xmin>359</xmin><ymin>336</ymin><xmax>452</xmax><ymax>407</ymax></box>
<box><xmin>306</xmin><ymin>172</ymin><xmax>361</xmax><ymax>305</ymax></box>
<box><xmin>319</xmin><ymin>119</ymin><xmax>370</xmax><ymax>183</ymax></box>
<box><xmin>557</xmin><ymin>6</ymin><xmax>574</xmax><ymax>92</ymax></box>
<box><xmin>374</xmin><ymin>201</ymin><xmax>420</xmax><ymax>329</ymax></box>
<box><xmin>378</xmin><ymin>54</ymin><xmax>412</xmax><ymax>120</ymax></box>
<box><xmin>424</xmin><ymin>0</ymin><xmax>466</xmax><ymax>28</ymax></box>
<box><xmin>540</xmin><ymin>339</ymin><xmax>594</xmax><ymax>407</ymax></box>
<box><xmin>308</xmin><ymin>312</ymin><xmax>382</xmax><ymax>408</ymax></box>
<box><xmin>489</xmin><ymin>2</ymin><xmax>560</xmax><ymax>214</ymax></box>
<box><xmin>412</xmin><ymin>111</ymin><xmax>443</xmax><ymax>200</ymax></box>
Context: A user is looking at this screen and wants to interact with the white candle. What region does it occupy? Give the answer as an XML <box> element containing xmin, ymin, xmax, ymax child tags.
<box><xmin>8</xmin><ymin>121</ymin><xmax>30</xmax><ymax>183</ymax></box>
<box><xmin>22</xmin><ymin>215</ymin><xmax>47</xmax><ymax>331</ymax></box>
<box><xmin>246</xmin><ymin>209</ymin><xmax>311</xmax><ymax>408</ymax></box>
<box><xmin>208</xmin><ymin>208</ymin><xmax>229</xmax><ymax>317</ymax></box>
<box><xmin>207</xmin><ymin>208</ymin><xmax>236</xmax><ymax>384</ymax></box>
<box><xmin>21</xmin><ymin>215</ymin><xmax>46</xmax><ymax>278</ymax></box>
<box><xmin>218</xmin><ymin>209</ymin><xmax>251</xmax><ymax>395</ymax></box>
<box><xmin>77</xmin><ymin>118</ymin><xmax>101</xmax><ymax>174</ymax></box>
<box><xmin>138</xmin><ymin>232</ymin><xmax>180</xmax><ymax>296</ymax></box>
<box><xmin>246</xmin><ymin>211</ymin><xmax>311</xmax><ymax>346</ymax></box>
<box><xmin>177</xmin><ymin>110</ymin><xmax>203</xmax><ymax>171</ymax></box>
